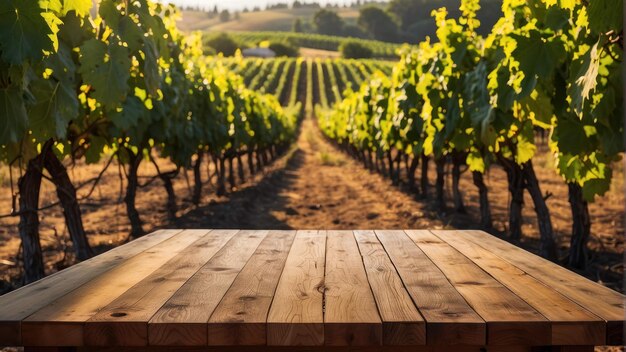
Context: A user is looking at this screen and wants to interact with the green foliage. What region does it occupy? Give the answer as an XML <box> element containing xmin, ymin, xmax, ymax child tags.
<box><xmin>268</xmin><ymin>42</ymin><xmax>299</xmax><ymax>57</ymax></box>
<box><xmin>205</xmin><ymin>32</ymin><xmax>240</xmax><ymax>56</ymax></box>
<box><xmin>358</xmin><ymin>6</ymin><xmax>399</xmax><ymax>42</ymax></box>
<box><xmin>313</xmin><ymin>9</ymin><xmax>344</xmax><ymax>36</ymax></box>
<box><xmin>321</xmin><ymin>0</ymin><xmax>624</xmax><ymax>202</ymax></box>
<box><xmin>340</xmin><ymin>41</ymin><xmax>373</xmax><ymax>59</ymax></box>
<box><xmin>0</xmin><ymin>0</ymin><xmax>298</xmax><ymax>184</ymax></box>
<box><xmin>227</xmin><ymin>31</ymin><xmax>402</xmax><ymax>59</ymax></box>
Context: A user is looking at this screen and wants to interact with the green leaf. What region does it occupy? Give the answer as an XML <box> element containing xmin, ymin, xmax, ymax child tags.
<box><xmin>582</xmin><ymin>176</ymin><xmax>611</xmax><ymax>201</ymax></box>
<box><xmin>568</xmin><ymin>40</ymin><xmax>600</xmax><ymax>114</ymax></box>
<box><xmin>0</xmin><ymin>0</ymin><xmax>56</xmax><ymax>64</ymax></box>
<box><xmin>511</xmin><ymin>31</ymin><xmax>565</xmax><ymax>96</ymax></box>
<box><xmin>587</xmin><ymin>0</ymin><xmax>623</xmax><ymax>34</ymax></box>
<box><xmin>467</xmin><ymin>149</ymin><xmax>485</xmax><ymax>172</ymax></box>
<box><xmin>555</xmin><ymin>116</ymin><xmax>590</xmax><ymax>155</ymax></box>
<box><xmin>0</xmin><ymin>86</ymin><xmax>28</xmax><ymax>144</ymax></box>
<box><xmin>61</xmin><ymin>0</ymin><xmax>91</xmax><ymax>17</ymax></box>
<box><xmin>79</xmin><ymin>39</ymin><xmax>131</xmax><ymax>107</ymax></box>
<box><xmin>29</xmin><ymin>44</ymin><xmax>78</xmax><ymax>140</ymax></box>
<box><xmin>142</xmin><ymin>38</ymin><xmax>160</xmax><ymax>96</ymax></box>
<box><xmin>84</xmin><ymin>136</ymin><xmax>106</xmax><ymax>164</ymax></box>
<box><xmin>109</xmin><ymin>96</ymin><xmax>145</xmax><ymax>130</ymax></box>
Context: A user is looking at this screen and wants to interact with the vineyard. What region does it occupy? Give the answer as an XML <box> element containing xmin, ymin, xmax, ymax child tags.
<box><xmin>0</xmin><ymin>0</ymin><xmax>623</xmax><ymax>312</ymax></box>
<box><xmin>224</xmin><ymin>31</ymin><xmax>403</xmax><ymax>59</ymax></box>
<box><xmin>318</xmin><ymin>0</ymin><xmax>624</xmax><ymax>270</ymax></box>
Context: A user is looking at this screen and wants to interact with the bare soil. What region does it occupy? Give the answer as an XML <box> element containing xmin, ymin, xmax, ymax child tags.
<box><xmin>0</xmin><ymin>118</ymin><xmax>623</xmax><ymax>352</ymax></box>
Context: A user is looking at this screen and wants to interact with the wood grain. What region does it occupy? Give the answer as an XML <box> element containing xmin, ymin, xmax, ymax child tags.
<box><xmin>460</xmin><ymin>230</ymin><xmax>625</xmax><ymax>345</ymax></box>
<box><xmin>208</xmin><ymin>230</ymin><xmax>296</xmax><ymax>346</ymax></box>
<box><xmin>433</xmin><ymin>230</ymin><xmax>605</xmax><ymax>346</ymax></box>
<box><xmin>353</xmin><ymin>230</ymin><xmax>425</xmax><ymax>346</ymax></box>
<box><xmin>375</xmin><ymin>230</ymin><xmax>485</xmax><ymax>346</ymax></box>
<box><xmin>405</xmin><ymin>230</ymin><xmax>550</xmax><ymax>346</ymax></box>
<box><xmin>324</xmin><ymin>230</ymin><xmax>382</xmax><ymax>346</ymax></box>
<box><xmin>83</xmin><ymin>229</ymin><xmax>240</xmax><ymax>346</ymax></box>
<box><xmin>0</xmin><ymin>229</ymin><xmax>180</xmax><ymax>346</ymax></box>
<box><xmin>147</xmin><ymin>230</ymin><xmax>269</xmax><ymax>346</ymax></box>
<box><xmin>21</xmin><ymin>230</ymin><xmax>209</xmax><ymax>346</ymax></box>
<box><xmin>267</xmin><ymin>230</ymin><xmax>326</xmax><ymax>346</ymax></box>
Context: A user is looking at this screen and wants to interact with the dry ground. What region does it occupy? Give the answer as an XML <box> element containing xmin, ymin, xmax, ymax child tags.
<box><xmin>0</xmin><ymin>118</ymin><xmax>623</xmax><ymax>351</ymax></box>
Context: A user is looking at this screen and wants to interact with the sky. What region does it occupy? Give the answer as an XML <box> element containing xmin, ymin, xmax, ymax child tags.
<box><xmin>165</xmin><ymin>0</ymin><xmax>388</xmax><ymax>11</ymax></box>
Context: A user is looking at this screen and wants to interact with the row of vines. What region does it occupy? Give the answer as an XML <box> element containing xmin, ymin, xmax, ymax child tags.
<box><xmin>0</xmin><ymin>0</ymin><xmax>298</xmax><ymax>283</ymax></box>
<box><xmin>319</xmin><ymin>0</ymin><xmax>623</xmax><ymax>269</ymax></box>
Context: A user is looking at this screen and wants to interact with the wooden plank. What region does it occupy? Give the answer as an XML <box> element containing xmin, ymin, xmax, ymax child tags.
<box><xmin>0</xmin><ymin>229</ymin><xmax>181</xmax><ymax>346</ymax></box>
<box><xmin>60</xmin><ymin>346</ymin><xmax>534</xmax><ymax>352</ymax></box>
<box><xmin>83</xmin><ymin>229</ymin><xmax>240</xmax><ymax>346</ymax></box>
<box><xmin>375</xmin><ymin>230</ymin><xmax>485</xmax><ymax>346</ymax></box>
<box><xmin>461</xmin><ymin>229</ymin><xmax>625</xmax><ymax>345</ymax></box>
<box><xmin>147</xmin><ymin>230</ymin><xmax>269</xmax><ymax>346</ymax></box>
<box><xmin>267</xmin><ymin>230</ymin><xmax>326</xmax><ymax>346</ymax></box>
<box><xmin>323</xmin><ymin>230</ymin><xmax>382</xmax><ymax>346</ymax></box>
<box><xmin>433</xmin><ymin>230</ymin><xmax>606</xmax><ymax>346</ymax></box>
<box><xmin>353</xmin><ymin>230</ymin><xmax>425</xmax><ymax>346</ymax></box>
<box><xmin>405</xmin><ymin>230</ymin><xmax>550</xmax><ymax>346</ymax></box>
<box><xmin>208</xmin><ymin>230</ymin><xmax>296</xmax><ymax>346</ymax></box>
<box><xmin>21</xmin><ymin>230</ymin><xmax>210</xmax><ymax>347</ymax></box>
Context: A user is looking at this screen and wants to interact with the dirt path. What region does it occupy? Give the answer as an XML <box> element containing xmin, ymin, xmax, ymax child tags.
<box><xmin>177</xmin><ymin>117</ymin><xmax>446</xmax><ymax>231</ymax></box>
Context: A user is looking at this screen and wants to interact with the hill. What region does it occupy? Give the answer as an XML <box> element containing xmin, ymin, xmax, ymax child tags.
<box><xmin>178</xmin><ymin>7</ymin><xmax>361</xmax><ymax>33</ymax></box>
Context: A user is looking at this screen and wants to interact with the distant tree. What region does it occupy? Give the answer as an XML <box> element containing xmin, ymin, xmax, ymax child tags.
<box><xmin>219</xmin><ymin>9</ymin><xmax>231</xmax><ymax>22</ymax></box>
<box><xmin>342</xmin><ymin>24</ymin><xmax>368</xmax><ymax>39</ymax></box>
<box><xmin>387</xmin><ymin>0</ymin><xmax>421</xmax><ymax>30</ymax></box>
<box><xmin>292</xmin><ymin>1</ymin><xmax>302</xmax><ymax>8</ymax></box>
<box><xmin>293</xmin><ymin>18</ymin><xmax>304</xmax><ymax>32</ymax></box>
<box><xmin>269</xmin><ymin>42</ymin><xmax>299</xmax><ymax>57</ymax></box>
<box><xmin>339</xmin><ymin>41</ymin><xmax>373</xmax><ymax>59</ymax></box>
<box><xmin>205</xmin><ymin>33</ymin><xmax>239</xmax><ymax>56</ymax></box>
<box><xmin>313</xmin><ymin>9</ymin><xmax>344</xmax><ymax>36</ymax></box>
<box><xmin>358</xmin><ymin>6</ymin><xmax>399</xmax><ymax>42</ymax></box>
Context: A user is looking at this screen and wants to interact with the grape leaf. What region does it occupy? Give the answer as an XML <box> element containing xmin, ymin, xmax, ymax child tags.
<box><xmin>0</xmin><ymin>0</ymin><xmax>56</xmax><ymax>64</ymax></box>
<box><xmin>587</xmin><ymin>0</ymin><xmax>623</xmax><ymax>34</ymax></box>
<box><xmin>29</xmin><ymin>44</ymin><xmax>78</xmax><ymax>140</ymax></box>
<box><xmin>0</xmin><ymin>86</ymin><xmax>28</xmax><ymax>144</ymax></box>
<box><xmin>583</xmin><ymin>176</ymin><xmax>611</xmax><ymax>201</ymax></box>
<box><xmin>62</xmin><ymin>0</ymin><xmax>91</xmax><ymax>17</ymax></box>
<box><xmin>511</xmin><ymin>31</ymin><xmax>565</xmax><ymax>95</ymax></box>
<box><xmin>569</xmin><ymin>41</ymin><xmax>600</xmax><ymax>114</ymax></box>
<box><xmin>79</xmin><ymin>39</ymin><xmax>131</xmax><ymax>107</ymax></box>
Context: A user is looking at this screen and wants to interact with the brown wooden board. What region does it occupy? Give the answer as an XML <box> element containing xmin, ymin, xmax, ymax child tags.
<box><xmin>208</xmin><ymin>230</ymin><xmax>296</xmax><ymax>346</ymax></box>
<box><xmin>267</xmin><ymin>230</ymin><xmax>326</xmax><ymax>346</ymax></box>
<box><xmin>353</xmin><ymin>230</ymin><xmax>425</xmax><ymax>345</ymax></box>
<box><xmin>0</xmin><ymin>229</ymin><xmax>181</xmax><ymax>346</ymax></box>
<box><xmin>324</xmin><ymin>230</ymin><xmax>382</xmax><ymax>346</ymax></box>
<box><xmin>147</xmin><ymin>230</ymin><xmax>269</xmax><ymax>346</ymax></box>
<box><xmin>375</xmin><ymin>230</ymin><xmax>486</xmax><ymax>345</ymax></box>
<box><xmin>460</xmin><ymin>230</ymin><xmax>625</xmax><ymax>345</ymax></box>
<box><xmin>405</xmin><ymin>230</ymin><xmax>550</xmax><ymax>346</ymax></box>
<box><xmin>433</xmin><ymin>230</ymin><xmax>606</xmax><ymax>345</ymax></box>
<box><xmin>22</xmin><ymin>230</ymin><xmax>210</xmax><ymax>346</ymax></box>
<box><xmin>84</xmin><ymin>229</ymin><xmax>240</xmax><ymax>346</ymax></box>
<box><xmin>3</xmin><ymin>229</ymin><xmax>623</xmax><ymax>349</ymax></box>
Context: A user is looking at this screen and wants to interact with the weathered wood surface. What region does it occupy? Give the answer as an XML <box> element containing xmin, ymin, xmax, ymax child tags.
<box><xmin>2</xmin><ymin>229</ymin><xmax>623</xmax><ymax>348</ymax></box>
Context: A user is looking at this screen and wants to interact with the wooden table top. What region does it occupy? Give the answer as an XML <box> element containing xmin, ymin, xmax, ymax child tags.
<box><xmin>0</xmin><ymin>229</ymin><xmax>623</xmax><ymax>349</ymax></box>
